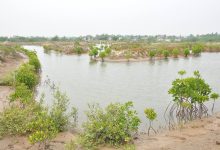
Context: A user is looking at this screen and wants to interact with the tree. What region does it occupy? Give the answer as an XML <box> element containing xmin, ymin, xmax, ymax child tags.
<box><xmin>89</xmin><ymin>47</ymin><xmax>99</xmax><ymax>59</ymax></box>
<box><xmin>168</xmin><ymin>70</ymin><xmax>212</xmax><ymax>122</ymax></box>
<box><xmin>144</xmin><ymin>108</ymin><xmax>157</xmax><ymax>135</ymax></box>
<box><xmin>210</xmin><ymin>93</ymin><xmax>219</xmax><ymax>114</ymax></box>
<box><xmin>99</xmin><ymin>51</ymin><xmax>106</xmax><ymax>62</ymax></box>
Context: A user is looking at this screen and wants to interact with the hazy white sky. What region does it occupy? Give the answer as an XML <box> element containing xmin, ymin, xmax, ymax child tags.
<box><xmin>0</xmin><ymin>0</ymin><xmax>219</xmax><ymax>36</ymax></box>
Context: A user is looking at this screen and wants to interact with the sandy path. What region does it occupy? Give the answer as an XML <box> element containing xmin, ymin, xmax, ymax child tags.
<box><xmin>135</xmin><ymin>114</ymin><xmax>220</xmax><ymax>150</ymax></box>
<box><xmin>0</xmin><ymin>53</ymin><xmax>28</xmax><ymax>112</ymax></box>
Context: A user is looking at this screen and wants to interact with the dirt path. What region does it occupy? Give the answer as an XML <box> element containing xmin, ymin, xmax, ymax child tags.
<box><xmin>0</xmin><ymin>53</ymin><xmax>28</xmax><ymax>112</ymax></box>
<box><xmin>135</xmin><ymin>114</ymin><xmax>220</xmax><ymax>150</ymax></box>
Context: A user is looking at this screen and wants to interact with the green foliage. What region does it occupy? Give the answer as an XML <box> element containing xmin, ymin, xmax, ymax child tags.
<box><xmin>74</xmin><ymin>46</ymin><xmax>83</xmax><ymax>54</ymax></box>
<box><xmin>15</xmin><ymin>64</ymin><xmax>38</xmax><ymax>89</ymax></box>
<box><xmin>9</xmin><ymin>83</ymin><xmax>33</xmax><ymax>104</ymax></box>
<box><xmin>183</xmin><ymin>48</ymin><xmax>190</xmax><ymax>57</ymax></box>
<box><xmin>163</xmin><ymin>50</ymin><xmax>169</xmax><ymax>58</ymax></box>
<box><xmin>172</xmin><ymin>49</ymin><xmax>179</xmax><ymax>58</ymax></box>
<box><xmin>192</xmin><ymin>44</ymin><xmax>203</xmax><ymax>55</ymax></box>
<box><xmin>99</xmin><ymin>51</ymin><xmax>107</xmax><ymax>62</ymax></box>
<box><xmin>50</xmin><ymin>88</ymin><xmax>78</xmax><ymax>132</ymax></box>
<box><xmin>28</xmin><ymin>111</ymin><xmax>58</xmax><ymax>145</ymax></box>
<box><xmin>26</xmin><ymin>51</ymin><xmax>41</xmax><ymax>71</ymax></box>
<box><xmin>105</xmin><ymin>47</ymin><xmax>112</xmax><ymax>55</ymax></box>
<box><xmin>148</xmin><ymin>50</ymin><xmax>156</xmax><ymax>58</ymax></box>
<box><xmin>144</xmin><ymin>108</ymin><xmax>157</xmax><ymax>121</ymax></box>
<box><xmin>0</xmin><ymin>106</ymin><xmax>31</xmax><ymax>136</ymax></box>
<box><xmin>79</xmin><ymin>101</ymin><xmax>140</xmax><ymax>149</ymax></box>
<box><xmin>210</xmin><ymin>93</ymin><xmax>219</xmax><ymax>100</ymax></box>
<box><xmin>89</xmin><ymin>47</ymin><xmax>99</xmax><ymax>58</ymax></box>
<box><xmin>178</xmin><ymin>70</ymin><xmax>186</xmax><ymax>76</ymax></box>
<box><xmin>168</xmin><ymin>70</ymin><xmax>213</xmax><ymax>120</ymax></box>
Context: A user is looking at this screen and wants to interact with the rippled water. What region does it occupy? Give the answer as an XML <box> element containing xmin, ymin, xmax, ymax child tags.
<box><xmin>24</xmin><ymin>45</ymin><xmax>220</xmax><ymax>130</ymax></box>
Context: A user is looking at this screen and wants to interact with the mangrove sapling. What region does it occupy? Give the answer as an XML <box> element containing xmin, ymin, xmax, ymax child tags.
<box><xmin>99</xmin><ymin>51</ymin><xmax>107</xmax><ymax>62</ymax></box>
<box><xmin>210</xmin><ymin>93</ymin><xmax>220</xmax><ymax>114</ymax></box>
<box><xmin>148</xmin><ymin>50</ymin><xmax>156</xmax><ymax>59</ymax></box>
<box><xmin>172</xmin><ymin>49</ymin><xmax>179</xmax><ymax>58</ymax></box>
<box><xmin>168</xmin><ymin>70</ymin><xmax>213</xmax><ymax>124</ymax></box>
<box><xmin>144</xmin><ymin>108</ymin><xmax>157</xmax><ymax>135</ymax></box>
<box><xmin>183</xmin><ymin>48</ymin><xmax>190</xmax><ymax>57</ymax></box>
<box><xmin>163</xmin><ymin>50</ymin><xmax>169</xmax><ymax>59</ymax></box>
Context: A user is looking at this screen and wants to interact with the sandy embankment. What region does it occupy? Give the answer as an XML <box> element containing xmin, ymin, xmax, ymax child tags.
<box><xmin>0</xmin><ymin>53</ymin><xmax>28</xmax><ymax>112</ymax></box>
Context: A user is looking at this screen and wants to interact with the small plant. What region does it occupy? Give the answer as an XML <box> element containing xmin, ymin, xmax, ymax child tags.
<box><xmin>210</xmin><ymin>93</ymin><xmax>219</xmax><ymax>114</ymax></box>
<box><xmin>172</xmin><ymin>49</ymin><xmax>179</xmax><ymax>58</ymax></box>
<box><xmin>192</xmin><ymin>44</ymin><xmax>203</xmax><ymax>55</ymax></box>
<box><xmin>9</xmin><ymin>83</ymin><xmax>33</xmax><ymax>105</ymax></box>
<box><xmin>144</xmin><ymin>108</ymin><xmax>157</xmax><ymax>135</ymax></box>
<box><xmin>99</xmin><ymin>51</ymin><xmax>107</xmax><ymax>62</ymax></box>
<box><xmin>148</xmin><ymin>50</ymin><xmax>156</xmax><ymax>59</ymax></box>
<box><xmin>183</xmin><ymin>48</ymin><xmax>190</xmax><ymax>57</ymax></box>
<box><xmin>15</xmin><ymin>64</ymin><xmax>38</xmax><ymax>89</ymax></box>
<box><xmin>28</xmin><ymin>111</ymin><xmax>58</xmax><ymax>149</ymax></box>
<box><xmin>79</xmin><ymin>101</ymin><xmax>140</xmax><ymax>149</ymax></box>
<box><xmin>65</xmin><ymin>140</ymin><xmax>78</xmax><ymax>150</ymax></box>
<box><xmin>163</xmin><ymin>50</ymin><xmax>169</xmax><ymax>59</ymax></box>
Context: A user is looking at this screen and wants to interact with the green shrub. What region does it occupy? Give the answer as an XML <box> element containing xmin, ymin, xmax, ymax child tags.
<box><xmin>183</xmin><ymin>48</ymin><xmax>190</xmax><ymax>57</ymax></box>
<box><xmin>99</xmin><ymin>51</ymin><xmax>107</xmax><ymax>62</ymax></box>
<box><xmin>50</xmin><ymin>88</ymin><xmax>78</xmax><ymax>132</ymax></box>
<box><xmin>163</xmin><ymin>50</ymin><xmax>169</xmax><ymax>58</ymax></box>
<box><xmin>27</xmin><ymin>51</ymin><xmax>41</xmax><ymax>71</ymax></box>
<box><xmin>15</xmin><ymin>64</ymin><xmax>38</xmax><ymax>89</ymax></box>
<box><xmin>148</xmin><ymin>50</ymin><xmax>156</xmax><ymax>58</ymax></box>
<box><xmin>27</xmin><ymin>111</ymin><xmax>58</xmax><ymax>147</ymax></box>
<box><xmin>10</xmin><ymin>83</ymin><xmax>33</xmax><ymax>104</ymax></box>
<box><xmin>79</xmin><ymin>101</ymin><xmax>140</xmax><ymax>149</ymax></box>
<box><xmin>0</xmin><ymin>106</ymin><xmax>32</xmax><ymax>136</ymax></box>
<box><xmin>172</xmin><ymin>49</ymin><xmax>179</xmax><ymax>58</ymax></box>
<box><xmin>192</xmin><ymin>44</ymin><xmax>203</xmax><ymax>55</ymax></box>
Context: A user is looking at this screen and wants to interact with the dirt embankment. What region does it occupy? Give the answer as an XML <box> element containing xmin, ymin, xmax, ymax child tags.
<box><xmin>0</xmin><ymin>53</ymin><xmax>28</xmax><ymax>112</ymax></box>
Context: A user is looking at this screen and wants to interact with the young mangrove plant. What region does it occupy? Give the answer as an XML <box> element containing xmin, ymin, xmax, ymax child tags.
<box><xmin>210</xmin><ymin>93</ymin><xmax>220</xmax><ymax>114</ymax></box>
<box><xmin>79</xmin><ymin>101</ymin><xmax>140</xmax><ymax>149</ymax></box>
<box><xmin>183</xmin><ymin>48</ymin><xmax>190</xmax><ymax>57</ymax></box>
<box><xmin>163</xmin><ymin>50</ymin><xmax>169</xmax><ymax>59</ymax></box>
<box><xmin>99</xmin><ymin>51</ymin><xmax>107</xmax><ymax>62</ymax></box>
<box><xmin>144</xmin><ymin>108</ymin><xmax>157</xmax><ymax>135</ymax></box>
<box><xmin>168</xmin><ymin>70</ymin><xmax>214</xmax><ymax>123</ymax></box>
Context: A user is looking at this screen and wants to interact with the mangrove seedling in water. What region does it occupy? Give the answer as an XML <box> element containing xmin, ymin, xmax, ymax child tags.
<box><xmin>183</xmin><ymin>48</ymin><xmax>190</xmax><ymax>57</ymax></box>
<box><xmin>144</xmin><ymin>108</ymin><xmax>157</xmax><ymax>135</ymax></box>
<box><xmin>210</xmin><ymin>93</ymin><xmax>220</xmax><ymax>114</ymax></box>
<box><xmin>168</xmin><ymin>70</ymin><xmax>213</xmax><ymax>123</ymax></box>
<box><xmin>99</xmin><ymin>51</ymin><xmax>107</xmax><ymax>62</ymax></box>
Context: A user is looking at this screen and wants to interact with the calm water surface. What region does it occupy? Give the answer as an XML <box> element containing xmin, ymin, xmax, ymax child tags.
<box><xmin>24</xmin><ymin>46</ymin><xmax>220</xmax><ymax>130</ymax></box>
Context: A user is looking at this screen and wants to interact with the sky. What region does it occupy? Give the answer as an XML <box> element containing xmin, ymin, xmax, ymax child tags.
<box><xmin>0</xmin><ymin>0</ymin><xmax>220</xmax><ymax>36</ymax></box>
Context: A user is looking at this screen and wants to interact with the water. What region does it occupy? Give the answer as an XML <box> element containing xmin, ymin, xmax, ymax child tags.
<box><xmin>24</xmin><ymin>45</ymin><xmax>220</xmax><ymax>131</ymax></box>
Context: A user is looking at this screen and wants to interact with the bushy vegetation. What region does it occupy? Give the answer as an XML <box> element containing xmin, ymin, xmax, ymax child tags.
<box><xmin>168</xmin><ymin>70</ymin><xmax>216</xmax><ymax>123</ymax></box>
<box><xmin>144</xmin><ymin>108</ymin><xmax>157</xmax><ymax>135</ymax></box>
<box><xmin>79</xmin><ymin>101</ymin><xmax>140</xmax><ymax>149</ymax></box>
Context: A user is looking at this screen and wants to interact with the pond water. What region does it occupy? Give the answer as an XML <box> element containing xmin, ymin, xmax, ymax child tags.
<box><xmin>24</xmin><ymin>45</ymin><xmax>220</xmax><ymax>131</ymax></box>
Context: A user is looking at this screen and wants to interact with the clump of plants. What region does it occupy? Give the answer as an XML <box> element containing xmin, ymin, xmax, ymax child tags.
<box><xmin>15</xmin><ymin>64</ymin><xmax>38</xmax><ymax>89</ymax></box>
<box><xmin>183</xmin><ymin>48</ymin><xmax>190</xmax><ymax>57</ymax></box>
<box><xmin>192</xmin><ymin>43</ymin><xmax>204</xmax><ymax>55</ymax></box>
<box><xmin>163</xmin><ymin>50</ymin><xmax>170</xmax><ymax>59</ymax></box>
<box><xmin>168</xmin><ymin>70</ymin><xmax>216</xmax><ymax>123</ymax></box>
<box><xmin>144</xmin><ymin>108</ymin><xmax>157</xmax><ymax>135</ymax></box>
<box><xmin>210</xmin><ymin>93</ymin><xmax>219</xmax><ymax>114</ymax></box>
<box><xmin>172</xmin><ymin>49</ymin><xmax>179</xmax><ymax>58</ymax></box>
<box><xmin>79</xmin><ymin>101</ymin><xmax>141</xmax><ymax>149</ymax></box>
<box><xmin>148</xmin><ymin>50</ymin><xmax>156</xmax><ymax>59</ymax></box>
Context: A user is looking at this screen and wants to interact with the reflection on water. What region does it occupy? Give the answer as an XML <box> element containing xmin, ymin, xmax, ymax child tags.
<box><xmin>24</xmin><ymin>45</ymin><xmax>220</xmax><ymax>130</ymax></box>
